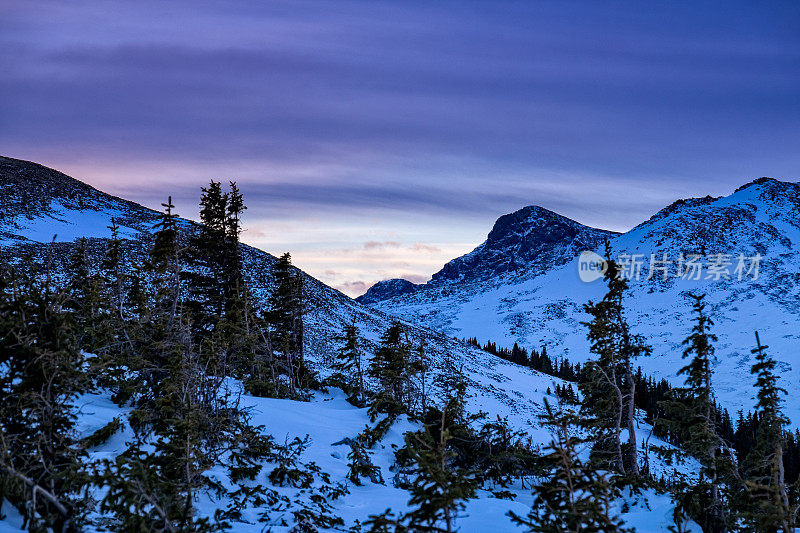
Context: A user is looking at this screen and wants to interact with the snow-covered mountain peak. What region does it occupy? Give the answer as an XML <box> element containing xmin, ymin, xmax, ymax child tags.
<box><xmin>358</xmin><ymin>204</ymin><xmax>617</xmax><ymax>304</ymax></box>
<box><xmin>431</xmin><ymin>204</ymin><xmax>617</xmax><ymax>284</ymax></box>
<box><xmin>617</xmin><ymin>177</ymin><xmax>800</xmax><ymax>261</ymax></box>
<box><xmin>733</xmin><ymin>175</ymin><xmax>785</xmax><ymax>194</ymax></box>
<box><xmin>626</xmin><ymin>178</ymin><xmax>798</xmax><ymax>241</ymax></box>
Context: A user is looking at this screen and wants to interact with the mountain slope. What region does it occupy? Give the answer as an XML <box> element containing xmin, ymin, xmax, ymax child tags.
<box><xmin>364</xmin><ymin>178</ymin><xmax>800</xmax><ymax>422</ymax></box>
<box><xmin>0</xmin><ymin>155</ymin><xmax>560</xmax><ymax>432</ymax></box>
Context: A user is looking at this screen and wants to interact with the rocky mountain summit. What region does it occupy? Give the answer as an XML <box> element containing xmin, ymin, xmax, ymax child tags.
<box><xmin>357</xmin><ymin>277</ymin><xmax>421</xmax><ymax>305</ymax></box>
<box><xmin>358</xmin><ymin>205</ymin><xmax>616</xmax><ymax>304</ymax></box>
<box><xmin>432</xmin><ymin>205</ymin><xmax>618</xmax><ymax>283</ymax></box>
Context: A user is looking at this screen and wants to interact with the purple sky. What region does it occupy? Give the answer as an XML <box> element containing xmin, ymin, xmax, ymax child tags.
<box><xmin>2</xmin><ymin>1</ymin><xmax>799</xmax><ymax>296</ymax></box>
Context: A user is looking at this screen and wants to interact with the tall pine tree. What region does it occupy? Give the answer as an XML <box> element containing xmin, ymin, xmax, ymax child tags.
<box><xmin>267</xmin><ymin>252</ymin><xmax>307</xmax><ymax>397</ymax></box>
<box><xmin>334</xmin><ymin>322</ymin><xmax>365</xmax><ymax>402</ymax></box>
<box><xmin>740</xmin><ymin>332</ymin><xmax>793</xmax><ymax>532</ymax></box>
<box><xmin>185</xmin><ymin>180</ymin><xmax>229</xmax><ymax>340</ymax></box>
<box><xmin>579</xmin><ymin>241</ymin><xmax>650</xmax><ymax>477</ymax></box>
<box><xmin>509</xmin><ymin>398</ymin><xmax>630</xmax><ymax>533</ymax></box>
<box><xmin>658</xmin><ymin>293</ymin><xmax>732</xmax><ymax>533</ymax></box>
<box><xmin>150</xmin><ymin>195</ymin><xmax>182</xmax><ymax>329</ymax></box>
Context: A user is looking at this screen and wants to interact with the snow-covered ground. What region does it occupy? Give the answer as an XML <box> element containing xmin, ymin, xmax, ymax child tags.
<box><xmin>0</xmin><ymin>200</ymin><xmax>143</xmax><ymax>245</ymax></box>
<box><xmin>0</xmin><ymin>385</ymin><xmax>698</xmax><ymax>532</ymax></box>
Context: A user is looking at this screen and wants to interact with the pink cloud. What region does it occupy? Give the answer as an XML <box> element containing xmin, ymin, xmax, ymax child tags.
<box><xmin>411</xmin><ymin>242</ymin><xmax>441</xmax><ymax>253</ymax></box>
<box><xmin>335</xmin><ymin>280</ymin><xmax>371</xmax><ymax>295</ymax></box>
<box><xmin>363</xmin><ymin>240</ymin><xmax>402</xmax><ymax>250</ymax></box>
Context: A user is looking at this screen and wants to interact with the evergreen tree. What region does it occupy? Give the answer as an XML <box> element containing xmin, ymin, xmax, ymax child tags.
<box><xmin>240</xmin><ymin>307</ymin><xmax>281</xmax><ymax>398</ymax></box>
<box><xmin>658</xmin><ymin>294</ymin><xmax>732</xmax><ymax>532</ymax></box>
<box><xmin>267</xmin><ymin>252</ymin><xmax>307</xmax><ymax>396</ymax></box>
<box><xmin>334</xmin><ymin>322</ymin><xmax>365</xmax><ymax>401</ymax></box>
<box><xmin>151</xmin><ymin>196</ymin><xmax>180</xmax><ymax>266</ymax></box>
<box><xmin>149</xmin><ymin>334</ymin><xmax>223</xmax><ymax>531</ymax></box>
<box><xmin>96</xmin><ymin>435</ymin><xmax>214</xmax><ymax>533</ymax></box>
<box><xmin>66</xmin><ymin>237</ymin><xmax>106</xmax><ymax>351</ymax></box>
<box><xmin>184</xmin><ymin>180</ymin><xmax>230</xmax><ymax>339</ymax></box>
<box><xmin>67</xmin><ymin>238</ymin><xmax>92</xmax><ymax>308</ymax></box>
<box><xmin>0</xmin><ymin>259</ymin><xmax>89</xmax><ymax>531</ymax></box>
<box><xmin>102</xmin><ymin>218</ymin><xmax>126</xmax><ymax>320</ymax></box>
<box><xmin>400</xmin><ymin>377</ymin><xmax>480</xmax><ymax>532</ymax></box>
<box><xmin>509</xmin><ymin>398</ymin><xmax>630</xmax><ymax>533</ymax></box>
<box><xmin>130</xmin><ymin>196</ymin><xmax>187</xmax><ymax>423</ymax></box>
<box><xmin>345</xmin><ymin>434</ymin><xmax>383</xmax><ymax>487</ymax></box>
<box><xmin>93</xmin><ymin>219</ymin><xmax>137</xmax><ymax>395</ymax></box>
<box><xmin>579</xmin><ymin>241</ymin><xmax>650</xmax><ymax>476</ymax></box>
<box><xmin>223</xmin><ymin>181</ymin><xmax>246</xmax><ymax>312</ymax></box>
<box><xmin>150</xmin><ymin>197</ymin><xmax>181</xmax><ymax>303</ymax></box>
<box><xmin>150</xmin><ymin>195</ymin><xmax>182</xmax><ymax>329</ymax></box>
<box><xmin>740</xmin><ymin>332</ymin><xmax>794</xmax><ymax>532</ymax></box>
<box><xmin>368</xmin><ymin>322</ymin><xmax>415</xmax><ymax>417</ymax></box>
<box><xmin>208</xmin><ymin>181</ymin><xmax>248</xmax><ymax>361</ymax></box>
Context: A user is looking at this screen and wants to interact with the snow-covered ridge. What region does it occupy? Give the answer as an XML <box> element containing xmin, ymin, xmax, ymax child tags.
<box><xmin>0</xmin><ymin>156</ymin><xmax>160</xmax><ymax>244</ymax></box>
<box><xmin>365</xmin><ymin>177</ymin><xmax>800</xmax><ymax>423</ymax></box>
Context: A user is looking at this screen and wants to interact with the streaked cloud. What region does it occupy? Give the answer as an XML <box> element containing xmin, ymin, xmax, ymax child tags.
<box><xmin>2</xmin><ymin>1</ymin><xmax>798</xmax><ymax>296</ymax></box>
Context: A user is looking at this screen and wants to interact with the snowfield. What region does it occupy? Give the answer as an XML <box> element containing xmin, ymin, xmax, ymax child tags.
<box><xmin>0</xmin><ymin>200</ymin><xmax>143</xmax><ymax>245</ymax></box>
<box><xmin>0</xmin><ymin>384</ymin><xmax>698</xmax><ymax>532</ymax></box>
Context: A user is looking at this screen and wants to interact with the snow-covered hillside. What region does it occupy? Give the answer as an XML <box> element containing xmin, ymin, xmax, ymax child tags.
<box><xmin>0</xmin><ymin>156</ymin><xmax>161</xmax><ymax>245</ymax></box>
<box><xmin>365</xmin><ymin>178</ymin><xmax>800</xmax><ymax>423</ymax></box>
<box><xmin>0</xmin><ymin>384</ymin><xmax>696</xmax><ymax>533</ymax></box>
<box><xmin>0</xmin><ymin>155</ymin><xmax>558</xmax><ymax>432</ymax></box>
